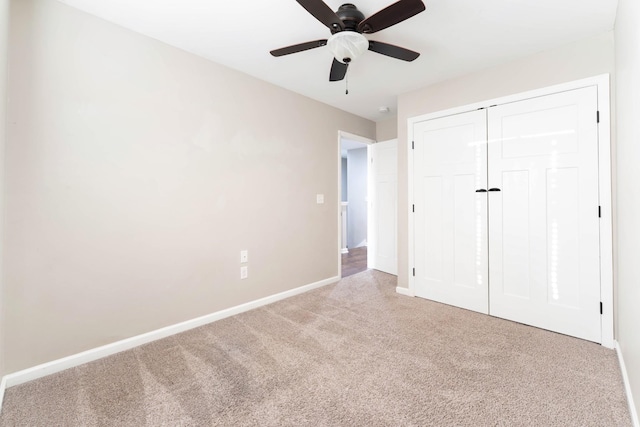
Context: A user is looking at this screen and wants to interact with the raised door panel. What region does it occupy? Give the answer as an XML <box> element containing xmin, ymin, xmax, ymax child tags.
<box><xmin>414</xmin><ymin>110</ymin><xmax>488</xmax><ymax>314</ymax></box>
<box><xmin>487</xmin><ymin>86</ymin><xmax>601</xmax><ymax>343</ymax></box>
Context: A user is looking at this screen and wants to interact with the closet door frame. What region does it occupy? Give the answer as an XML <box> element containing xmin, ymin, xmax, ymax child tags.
<box><xmin>406</xmin><ymin>74</ymin><xmax>613</xmax><ymax>349</ymax></box>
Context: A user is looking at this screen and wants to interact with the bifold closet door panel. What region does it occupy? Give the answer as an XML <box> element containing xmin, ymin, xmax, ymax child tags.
<box><xmin>413</xmin><ymin>110</ymin><xmax>489</xmax><ymax>314</ymax></box>
<box><xmin>487</xmin><ymin>86</ymin><xmax>601</xmax><ymax>343</ymax></box>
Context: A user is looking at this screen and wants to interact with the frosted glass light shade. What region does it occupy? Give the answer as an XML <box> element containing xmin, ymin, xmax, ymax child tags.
<box><xmin>327</xmin><ymin>31</ymin><xmax>368</xmax><ymax>64</ymax></box>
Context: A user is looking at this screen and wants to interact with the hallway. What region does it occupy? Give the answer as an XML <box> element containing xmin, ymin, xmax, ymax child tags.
<box><xmin>341</xmin><ymin>246</ymin><xmax>368</xmax><ymax>278</ymax></box>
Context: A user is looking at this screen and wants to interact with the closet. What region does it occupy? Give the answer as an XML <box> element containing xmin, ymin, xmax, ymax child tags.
<box><xmin>410</xmin><ymin>79</ymin><xmax>611</xmax><ymax>345</ymax></box>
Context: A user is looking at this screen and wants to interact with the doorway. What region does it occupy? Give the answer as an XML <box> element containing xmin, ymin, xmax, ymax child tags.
<box><xmin>338</xmin><ymin>131</ymin><xmax>374</xmax><ymax>278</ymax></box>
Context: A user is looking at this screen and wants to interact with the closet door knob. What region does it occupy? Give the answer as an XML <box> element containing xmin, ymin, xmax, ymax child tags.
<box><xmin>475</xmin><ymin>189</ymin><xmax>487</xmax><ymax>193</ymax></box>
<box><xmin>488</xmin><ymin>188</ymin><xmax>501</xmax><ymax>192</ymax></box>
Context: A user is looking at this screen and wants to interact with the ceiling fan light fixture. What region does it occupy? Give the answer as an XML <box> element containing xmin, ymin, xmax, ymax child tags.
<box><xmin>327</xmin><ymin>31</ymin><xmax>368</xmax><ymax>64</ymax></box>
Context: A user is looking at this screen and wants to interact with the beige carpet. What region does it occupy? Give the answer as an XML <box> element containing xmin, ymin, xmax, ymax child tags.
<box><xmin>0</xmin><ymin>270</ymin><xmax>632</xmax><ymax>426</ymax></box>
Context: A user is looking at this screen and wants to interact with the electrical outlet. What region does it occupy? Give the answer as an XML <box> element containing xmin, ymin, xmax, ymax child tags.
<box><xmin>316</xmin><ymin>194</ymin><xmax>324</xmax><ymax>204</ymax></box>
<box><xmin>240</xmin><ymin>250</ymin><xmax>248</xmax><ymax>263</ymax></box>
<box><xmin>240</xmin><ymin>266</ymin><xmax>248</xmax><ymax>279</ymax></box>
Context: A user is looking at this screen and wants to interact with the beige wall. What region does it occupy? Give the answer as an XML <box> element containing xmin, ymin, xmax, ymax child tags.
<box><xmin>0</xmin><ymin>0</ymin><xmax>9</xmax><ymax>376</ymax></box>
<box><xmin>614</xmin><ymin>0</ymin><xmax>640</xmax><ymax>417</ymax></box>
<box><xmin>3</xmin><ymin>0</ymin><xmax>374</xmax><ymax>373</ymax></box>
<box><xmin>396</xmin><ymin>31</ymin><xmax>615</xmax><ymax>292</ymax></box>
<box><xmin>375</xmin><ymin>116</ymin><xmax>398</xmax><ymax>141</ymax></box>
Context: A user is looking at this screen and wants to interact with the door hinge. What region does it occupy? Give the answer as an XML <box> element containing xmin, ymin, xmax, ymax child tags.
<box><xmin>597</xmin><ymin>111</ymin><xmax>600</xmax><ymax>123</ymax></box>
<box><xmin>412</xmin><ymin>268</ymin><xmax>415</xmax><ymax>277</ymax></box>
<box><xmin>600</xmin><ymin>302</ymin><xmax>603</xmax><ymax>315</ymax></box>
<box><xmin>412</xmin><ymin>204</ymin><xmax>415</xmax><ymax>213</ymax></box>
<box><xmin>598</xmin><ymin>206</ymin><xmax>601</xmax><ymax>218</ymax></box>
<box><xmin>412</xmin><ymin>140</ymin><xmax>415</xmax><ymax>149</ymax></box>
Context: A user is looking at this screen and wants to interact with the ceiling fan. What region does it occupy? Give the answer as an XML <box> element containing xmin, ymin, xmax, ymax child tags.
<box><xmin>270</xmin><ymin>0</ymin><xmax>426</xmax><ymax>82</ymax></box>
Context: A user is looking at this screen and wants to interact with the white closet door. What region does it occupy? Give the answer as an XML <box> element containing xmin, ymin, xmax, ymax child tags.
<box><xmin>414</xmin><ymin>110</ymin><xmax>489</xmax><ymax>314</ymax></box>
<box><xmin>369</xmin><ymin>139</ymin><xmax>398</xmax><ymax>275</ymax></box>
<box><xmin>487</xmin><ymin>87</ymin><xmax>601</xmax><ymax>343</ymax></box>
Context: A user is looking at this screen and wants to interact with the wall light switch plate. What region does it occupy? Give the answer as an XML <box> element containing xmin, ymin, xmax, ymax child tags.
<box><xmin>240</xmin><ymin>266</ymin><xmax>248</xmax><ymax>279</ymax></box>
<box><xmin>316</xmin><ymin>194</ymin><xmax>324</xmax><ymax>204</ymax></box>
<box><xmin>240</xmin><ymin>250</ymin><xmax>248</xmax><ymax>263</ymax></box>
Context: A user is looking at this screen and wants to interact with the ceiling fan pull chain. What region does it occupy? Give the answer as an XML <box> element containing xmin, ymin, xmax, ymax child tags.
<box><xmin>345</xmin><ymin>73</ymin><xmax>349</xmax><ymax>95</ymax></box>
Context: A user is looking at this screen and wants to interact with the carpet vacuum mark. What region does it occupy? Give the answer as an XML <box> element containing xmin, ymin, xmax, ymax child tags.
<box><xmin>0</xmin><ymin>270</ymin><xmax>632</xmax><ymax>426</ymax></box>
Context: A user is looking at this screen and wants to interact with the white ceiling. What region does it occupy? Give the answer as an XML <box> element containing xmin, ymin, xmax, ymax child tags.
<box><xmin>57</xmin><ymin>0</ymin><xmax>618</xmax><ymax>122</ymax></box>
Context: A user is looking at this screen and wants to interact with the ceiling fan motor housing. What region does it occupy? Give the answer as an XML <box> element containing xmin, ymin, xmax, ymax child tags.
<box><xmin>333</xmin><ymin>4</ymin><xmax>365</xmax><ymax>33</ymax></box>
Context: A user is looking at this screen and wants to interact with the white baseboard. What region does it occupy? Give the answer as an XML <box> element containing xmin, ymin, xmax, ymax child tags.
<box><xmin>1</xmin><ymin>275</ymin><xmax>340</xmax><ymax>391</ymax></box>
<box><xmin>0</xmin><ymin>376</ymin><xmax>6</xmax><ymax>415</ymax></box>
<box><xmin>615</xmin><ymin>340</ymin><xmax>640</xmax><ymax>427</ymax></box>
<box><xmin>395</xmin><ymin>286</ymin><xmax>414</xmax><ymax>297</ymax></box>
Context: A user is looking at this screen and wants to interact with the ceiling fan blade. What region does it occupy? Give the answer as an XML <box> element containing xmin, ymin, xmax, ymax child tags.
<box><xmin>358</xmin><ymin>0</ymin><xmax>425</xmax><ymax>34</ymax></box>
<box><xmin>296</xmin><ymin>0</ymin><xmax>345</xmax><ymax>31</ymax></box>
<box><xmin>368</xmin><ymin>41</ymin><xmax>420</xmax><ymax>61</ymax></box>
<box><xmin>270</xmin><ymin>40</ymin><xmax>328</xmax><ymax>57</ymax></box>
<box><xmin>329</xmin><ymin>58</ymin><xmax>348</xmax><ymax>81</ymax></box>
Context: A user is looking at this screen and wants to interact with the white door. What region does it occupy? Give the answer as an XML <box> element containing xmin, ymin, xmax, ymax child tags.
<box><xmin>488</xmin><ymin>87</ymin><xmax>601</xmax><ymax>342</ymax></box>
<box><xmin>413</xmin><ymin>110</ymin><xmax>489</xmax><ymax>314</ymax></box>
<box><xmin>368</xmin><ymin>139</ymin><xmax>398</xmax><ymax>275</ymax></box>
